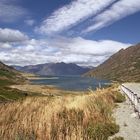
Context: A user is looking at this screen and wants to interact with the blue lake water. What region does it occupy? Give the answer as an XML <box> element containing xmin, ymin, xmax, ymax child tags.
<box><xmin>31</xmin><ymin>76</ymin><xmax>111</xmax><ymax>91</ymax></box>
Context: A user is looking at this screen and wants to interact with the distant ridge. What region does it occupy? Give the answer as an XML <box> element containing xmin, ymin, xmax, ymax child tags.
<box><xmin>13</xmin><ymin>62</ymin><xmax>91</xmax><ymax>76</ymax></box>
<box><xmin>84</xmin><ymin>43</ymin><xmax>140</xmax><ymax>82</ymax></box>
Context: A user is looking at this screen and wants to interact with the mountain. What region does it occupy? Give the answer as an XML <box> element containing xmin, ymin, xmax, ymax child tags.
<box><xmin>84</xmin><ymin>43</ymin><xmax>140</xmax><ymax>82</ymax></box>
<box><xmin>0</xmin><ymin>61</ymin><xmax>26</xmax><ymax>84</ymax></box>
<box><xmin>13</xmin><ymin>62</ymin><xmax>91</xmax><ymax>76</ymax></box>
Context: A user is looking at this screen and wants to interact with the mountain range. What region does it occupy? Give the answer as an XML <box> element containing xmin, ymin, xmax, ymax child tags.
<box><xmin>13</xmin><ymin>62</ymin><xmax>91</xmax><ymax>76</ymax></box>
<box><xmin>84</xmin><ymin>43</ymin><xmax>140</xmax><ymax>82</ymax></box>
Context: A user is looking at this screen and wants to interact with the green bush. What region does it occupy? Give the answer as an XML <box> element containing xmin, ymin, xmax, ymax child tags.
<box><xmin>86</xmin><ymin>122</ymin><xmax>119</xmax><ymax>140</ymax></box>
<box><xmin>114</xmin><ymin>92</ymin><xmax>126</xmax><ymax>103</ymax></box>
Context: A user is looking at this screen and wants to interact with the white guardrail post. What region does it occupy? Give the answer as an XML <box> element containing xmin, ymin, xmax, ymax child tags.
<box><xmin>121</xmin><ymin>84</ymin><xmax>140</xmax><ymax>118</ymax></box>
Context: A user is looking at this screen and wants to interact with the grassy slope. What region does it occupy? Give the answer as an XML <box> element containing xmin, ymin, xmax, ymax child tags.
<box><xmin>0</xmin><ymin>76</ymin><xmax>42</xmax><ymax>102</ymax></box>
<box><xmin>0</xmin><ymin>86</ymin><xmax>125</xmax><ymax>140</ymax></box>
<box><xmin>0</xmin><ymin>62</ymin><xmax>27</xmax><ymax>102</ymax></box>
<box><xmin>0</xmin><ymin>87</ymin><xmax>27</xmax><ymax>102</ymax></box>
<box><xmin>0</xmin><ymin>68</ymin><xmax>26</xmax><ymax>84</ymax></box>
<box><xmin>84</xmin><ymin>44</ymin><xmax>140</xmax><ymax>82</ymax></box>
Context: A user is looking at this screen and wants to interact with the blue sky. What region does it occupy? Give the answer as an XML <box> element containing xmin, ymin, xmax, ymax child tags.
<box><xmin>0</xmin><ymin>0</ymin><xmax>140</xmax><ymax>66</ymax></box>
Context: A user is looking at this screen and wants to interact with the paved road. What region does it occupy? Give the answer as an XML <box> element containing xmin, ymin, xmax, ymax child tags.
<box><xmin>110</xmin><ymin>83</ymin><xmax>140</xmax><ymax>140</ymax></box>
<box><xmin>123</xmin><ymin>83</ymin><xmax>140</xmax><ymax>97</ymax></box>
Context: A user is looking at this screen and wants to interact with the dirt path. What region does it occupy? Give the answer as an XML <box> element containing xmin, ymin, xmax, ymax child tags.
<box><xmin>111</xmin><ymin>98</ymin><xmax>140</xmax><ymax>140</ymax></box>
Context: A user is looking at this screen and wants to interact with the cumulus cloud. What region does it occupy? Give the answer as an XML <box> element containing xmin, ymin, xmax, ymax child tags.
<box><xmin>0</xmin><ymin>43</ymin><xmax>12</xmax><ymax>49</ymax></box>
<box><xmin>37</xmin><ymin>0</ymin><xmax>116</xmax><ymax>34</ymax></box>
<box><xmin>46</xmin><ymin>37</ymin><xmax>131</xmax><ymax>66</ymax></box>
<box><xmin>0</xmin><ymin>37</ymin><xmax>131</xmax><ymax>66</ymax></box>
<box><xmin>83</xmin><ymin>0</ymin><xmax>140</xmax><ymax>33</ymax></box>
<box><xmin>0</xmin><ymin>0</ymin><xmax>27</xmax><ymax>23</ymax></box>
<box><xmin>0</xmin><ymin>28</ymin><xmax>28</xmax><ymax>42</ymax></box>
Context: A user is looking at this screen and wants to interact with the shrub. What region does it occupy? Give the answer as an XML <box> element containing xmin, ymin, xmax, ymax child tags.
<box><xmin>113</xmin><ymin>92</ymin><xmax>126</xmax><ymax>103</ymax></box>
<box><xmin>86</xmin><ymin>122</ymin><xmax>119</xmax><ymax>140</ymax></box>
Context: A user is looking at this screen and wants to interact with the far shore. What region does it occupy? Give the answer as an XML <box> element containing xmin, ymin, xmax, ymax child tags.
<box><xmin>21</xmin><ymin>72</ymin><xmax>58</xmax><ymax>80</ymax></box>
<box><xmin>28</xmin><ymin>76</ymin><xmax>59</xmax><ymax>80</ymax></box>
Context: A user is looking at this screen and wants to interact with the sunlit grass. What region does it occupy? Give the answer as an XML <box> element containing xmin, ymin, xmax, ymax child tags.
<box><xmin>0</xmin><ymin>85</ymin><xmax>125</xmax><ymax>140</ymax></box>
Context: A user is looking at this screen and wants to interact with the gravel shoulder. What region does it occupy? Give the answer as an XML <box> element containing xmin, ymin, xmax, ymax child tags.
<box><xmin>111</xmin><ymin>98</ymin><xmax>140</xmax><ymax>140</ymax></box>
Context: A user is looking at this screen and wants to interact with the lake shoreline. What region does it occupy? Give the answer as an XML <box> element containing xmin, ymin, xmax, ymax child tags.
<box><xmin>23</xmin><ymin>74</ymin><xmax>111</xmax><ymax>91</ymax></box>
<box><xmin>10</xmin><ymin>83</ymin><xmax>86</xmax><ymax>96</ymax></box>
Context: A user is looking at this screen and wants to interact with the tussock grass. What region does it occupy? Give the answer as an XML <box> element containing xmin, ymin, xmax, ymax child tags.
<box><xmin>0</xmin><ymin>86</ymin><xmax>124</xmax><ymax>140</ymax></box>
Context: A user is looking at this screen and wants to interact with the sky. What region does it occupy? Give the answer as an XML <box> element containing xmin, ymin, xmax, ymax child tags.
<box><xmin>0</xmin><ymin>0</ymin><xmax>140</xmax><ymax>66</ymax></box>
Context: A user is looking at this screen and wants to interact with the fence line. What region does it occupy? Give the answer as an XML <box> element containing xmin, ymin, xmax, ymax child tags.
<box><xmin>120</xmin><ymin>84</ymin><xmax>140</xmax><ymax>118</ymax></box>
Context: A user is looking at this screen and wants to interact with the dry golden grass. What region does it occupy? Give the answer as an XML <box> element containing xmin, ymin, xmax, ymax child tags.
<box><xmin>0</xmin><ymin>86</ymin><xmax>124</xmax><ymax>140</ymax></box>
<box><xmin>10</xmin><ymin>84</ymin><xmax>85</xmax><ymax>96</ymax></box>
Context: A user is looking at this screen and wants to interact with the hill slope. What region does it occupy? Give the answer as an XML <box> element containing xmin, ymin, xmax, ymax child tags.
<box><xmin>0</xmin><ymin>61</ymin><xmax>26</xmax><ymax>85</ymax></box>
<box><xmin>84</xmin><ymin>43</ymin><xmax>140</xmax><ymax>82</ymax></box>
<box><xmin>14</xmin><ymin>62</ymin><xmax>90</xmax><ymax>76</ymax></box>
<box><xmin>0</xmin><ymin>61</ymin><xmax>28</xmax><ymax>102</ymax></box>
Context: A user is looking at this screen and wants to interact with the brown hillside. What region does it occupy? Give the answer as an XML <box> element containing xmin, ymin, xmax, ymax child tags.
<box><xmin>0</xmin><ymin>61</ymin><xmax>26</xmax><ymax>84</ymax></box>
<box><xmin>84</xmin><ymin>43</ymin><xmax>140</xmax><ymax>82</ymax></box>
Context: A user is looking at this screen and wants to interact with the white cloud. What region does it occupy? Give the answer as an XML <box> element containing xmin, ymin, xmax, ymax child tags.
<box><xmin>0</xmin><ymin>0</ymin><xmax>27</xmax><ymax>23</ymax></box>
<box><xmin>0</xmin><ymin>28</ymin><xmax>28</xmax><ymax>42</ymax></box>
<box><xmin>37</xmin><ymin>0</ymin><xmax>116</xmax><ymax>34</ymax></box>
<box><xmin>83</xmin><ymin>0</ymin><xmax>140</xmax><ymax>33</ymax></box>
<box><xmin>47</xmin><ymin>37</ymin><xmax>131</xmax><ymax>66</ymax></box>
<box><xmin>0</xmin><ymin>43</ymin><xmax>12</xmax><ymax>49</ymax></box>
<box><xmin>24</xmin><ymin>19</ymin><xmax>35</xmax><ymax>26</ymax></box>
<box><xmin>0</xmin><ymin>37</ymin><xmax>131</xmax><ymax>66</ymax></box>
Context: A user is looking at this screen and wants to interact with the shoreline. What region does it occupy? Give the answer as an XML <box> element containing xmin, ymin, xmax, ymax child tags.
<box><xmin>27</xmin><ymin>76</ymin><xmax>59</xmax><ymax>80</ymax></box>
<box><xmin>10</xmin><ymin>84</ymin><xmax>86</xmax><ymax>96</ymax></box>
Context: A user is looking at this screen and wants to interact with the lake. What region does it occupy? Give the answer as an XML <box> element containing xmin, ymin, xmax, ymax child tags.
<box><xmin>31</xmin><ymin>76</ymin><xmax>111</xmax><ymax>91</ymax></box>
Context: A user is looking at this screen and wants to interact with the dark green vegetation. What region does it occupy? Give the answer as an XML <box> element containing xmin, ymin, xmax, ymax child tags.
<box><xmin>0</xmin><ymin>79</ymin><xmax>14</xmax><ymax>86</ymax></box>
<box><xmin>0</xmin><ymin>61</ymin><xmax>27</xmax><ymax>102</ymax></box>
<box><xmin>113</xmin><ymin>91</ymin><xmax>126</xmax><ymax>103</ymax></box>
<box><xmin>0</xmin><ymin>87</ymin><xmax>27</xmax><ymax>102</ymax></box>
<box><xmin>84</xmin><ymin>43</ymin><xmax>140</xmax><ymax>82</ymax></box>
